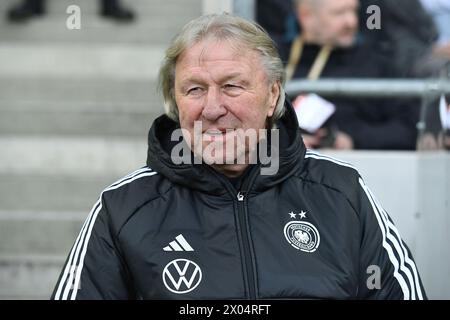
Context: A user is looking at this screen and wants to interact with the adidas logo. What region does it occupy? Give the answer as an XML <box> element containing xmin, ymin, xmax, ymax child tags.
<box><xmin>163</xmin><ymin>234</ymin><xmax>194</xmax><ymax>252</ymax></box>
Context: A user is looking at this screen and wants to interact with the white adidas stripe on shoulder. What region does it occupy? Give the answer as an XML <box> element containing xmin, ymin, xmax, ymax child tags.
<box><xmin>305</xmin><ymin>150</ymin><xmax>358</xmax><ymax>171</ymax></box>
<box><xmin>365</xmin><ymin>183</ymin><xmax>424</xmax><ymax>300</ymax></box>
<box><xmin>109</xmin><ymin>167</ymin><xmax>154</xmax><ymax>188</ymax></box>
<box><xmin>305</xmin><ymin>151</ymin><xmax>422</xmax><ymax>298</ymax></box>
<box><xmin>54</xmin><ymin>167</ymin><xmax>157</xmax><ymax>300</ymax></box>
<box><xmin>359</xmin><ymin>178</ymin><xmax>423</xmax><ymax>300</ymax></box>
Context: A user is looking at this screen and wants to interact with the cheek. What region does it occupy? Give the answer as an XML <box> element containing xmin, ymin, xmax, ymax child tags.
<box><xmin>338</xmin><ymin>19</ymin><xmax>350</xmax><ymax>31</ymax></box>
<box><xmin>177</xmin><ymin>99</ymin><xmax>202</xmax><ymax>125</ymax></box>
<box><xmin>237</xmin><ymin>97</ymin><xmax>272</xmax><ymax>129</ymax></box>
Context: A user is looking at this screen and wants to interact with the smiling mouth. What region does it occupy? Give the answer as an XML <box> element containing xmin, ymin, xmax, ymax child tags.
<box><xmin>204</xmin><ymin>128</ymin><xmax>233</xmax><ymax>135</ymax></box>
<box><xmin>202</xmin><ymin>129</ymin><xmax>235</xmax><ymax>142</ymax></box>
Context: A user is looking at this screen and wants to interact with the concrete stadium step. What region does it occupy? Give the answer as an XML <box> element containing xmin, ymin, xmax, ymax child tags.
<box><xmin>0</xmin><ymin>76</ymin><xmax>165</xmax><ymax>136</ymax></box>
<box><xmin>0</xmin><ymin>254</ymin><xmax>65</xmax><ymax>299</ymax></box>
<box><xmin>0</xmin><ymin>44</ymin><xmax>165</xmax><ymax>79</ymax></box>
<box><xmin>0</xmin><ymin>173</ymin><xmax>116</xmax><ymax>212</ymax></box>
<box><xmin>0</xmin><ymin>101</ymin><xmax>161</xmax><ymax>136</ymax></box>
<box><xmin>0</xmin><ymin>136</ymin><xmax>148</xmax><ymax>211</ymax></box>
<box><xmin>0</xmin><ymin>211</ymin><xmax>83</xmax><ymax>256</ymax></box>
<box><xmin>0</xmin><ymin>77</ymin><xmax>161</xmax><ymax>105</ymax></box>
<box><xmin>0</xmin><ymin>136</ymin><xmax>149</xmax><ymax>256</ymax></box>
<box><xmin>0</xmin><ymin>136</ymin><xmax>146</xmax><ymax>176</ymax></box>
<box><xmin>0</xmin><ymin>0</ymin><xmax>202</xmax><ymax>45</ymax></box>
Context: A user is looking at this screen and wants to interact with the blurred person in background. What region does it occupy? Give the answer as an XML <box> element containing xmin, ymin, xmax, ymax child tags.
<box><xmin>420</xmin><ymin>0</ymin><xmax>450</xmax><ymax>60</ymax></box>
<box><xmin>363</xmin><ymin>0</ymin><xmax>450</xmax><ymax>150</ymax></box>
<box><xmin>7</xmin><ymin>0</ymin><xmax>135</xmax><ymax>22</ymax></box>
<box><xmin>278</xmin><ymin>0</ymin><xmax>420</xmax><ymax>150</ymax></box>
<box><xmin>359</xmin><ymin>0</ymin><xmax>450</xmax><ymax>78</ymax></box>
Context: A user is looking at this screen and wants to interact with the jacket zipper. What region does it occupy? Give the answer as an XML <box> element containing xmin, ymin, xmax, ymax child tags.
<box><xmin>204</xmin><ymin>166</ymin><xmax>259</xmax><ymax>299</ymax></box>
<box><xmin>236</xmin><ymin>190</ymin><xmax>257</xmax><ymax>299</ymax></box>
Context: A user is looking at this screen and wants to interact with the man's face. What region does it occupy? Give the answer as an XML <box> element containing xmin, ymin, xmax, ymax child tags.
<box><xmin>174</xmin><ymin>38</ymin><xmax>279</xmax><ymax>175</ymax></box>
<box><xmin>301</xmin><ymin>0</ymin><xmax>359</xmax><ymax>47</ymax></box>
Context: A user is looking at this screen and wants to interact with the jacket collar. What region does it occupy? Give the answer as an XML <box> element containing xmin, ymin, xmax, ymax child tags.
<box><xmin>146</xmin><ymin>97</ymin><xmax>306</xmax><ymax>196</ymax></box>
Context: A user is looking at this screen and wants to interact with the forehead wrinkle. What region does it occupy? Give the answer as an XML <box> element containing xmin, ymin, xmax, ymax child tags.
<box><xmin>194</xmin><ymin>37</ymin><xmax>244</xmax><ymax>65</ymax></box>
<box><xmin>197</xmin><ymin>42</ymin><xmax>208</xmax><ymax>67</ymax></box>
<box><xmin>177</xmin><ymin>39</ymin><xmax>267</xmax><ymax>88</ymax></box>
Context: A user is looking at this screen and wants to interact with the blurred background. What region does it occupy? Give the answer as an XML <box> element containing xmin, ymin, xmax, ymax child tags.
<box><xmin>0</xmin><ymin>0</ymin><xmax>449</xmax><ymax>299</ymax></box>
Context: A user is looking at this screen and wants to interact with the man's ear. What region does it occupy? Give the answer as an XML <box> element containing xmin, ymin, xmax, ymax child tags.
<box><xmin>267</xmin><ymin>81</ymin><xmax>280</xmax><ymax>117</ymax></box>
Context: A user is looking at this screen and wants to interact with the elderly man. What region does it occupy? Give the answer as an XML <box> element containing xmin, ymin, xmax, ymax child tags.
<box><xmin>52</xmin><ymin>13</ymin><xmax>426</xmax><ymax>300</ymax></box>
<box><xmin>282</xmin><ymin>0</ymin><xmax>420</xmax><ymax>150</ymax></box>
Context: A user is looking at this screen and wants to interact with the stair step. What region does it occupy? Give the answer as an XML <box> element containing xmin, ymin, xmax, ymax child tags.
<box><xmin>0</xmin><ymin>254</ymin><xmax>65</xmax><ymax>299</ymax></box>
<box><xmin>0</xmin><ymin>136</ymin><xmax>146</xmax><ymax>175</ymax></box>
<box><xmin>0</xmin><ymin>77</ymin><xmax>161</xmax><ymax>105</ymax></box>
<box><xmin>0</xmin><ymin>44</ymin><xmax>165</xmax><ymax>79</ymax></box>
<box><xmin>0</xmin><ymin>103</ymin><xmax>161</xmax><ymax>136</ymax></box>
<box><xmin>0</xmin><ymin>76</ymin><xmax>165</xmax><ymax>135</ymax></box>
<box><xmin>0</xmin><ymin>173</ymin><xmax>120</xmax><ymax>211</ymax></box>
<box><xmin>0</xmin><ymin>212</ymin><xmax>83</xmax><ymax>255</ymax></box>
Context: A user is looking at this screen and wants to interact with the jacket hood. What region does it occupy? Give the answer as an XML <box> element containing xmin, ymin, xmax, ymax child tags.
<box><xmin>146</xmin><ymin>97</ymin><xmax>306</xmax><ymax>196</ymax></box>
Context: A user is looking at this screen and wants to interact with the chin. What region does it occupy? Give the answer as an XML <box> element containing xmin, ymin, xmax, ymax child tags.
<box><xmin>336</xmin><ymin>39</ymin><xmax>355</xmax><ymax>48</ymax></box>
<box><xmin>212</xmin><ymin>163</ymin><xmax>249</xmax><ymax>178</ymax></box>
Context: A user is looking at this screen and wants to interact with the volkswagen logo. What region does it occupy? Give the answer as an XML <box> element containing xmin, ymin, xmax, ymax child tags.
<box><xmin>162</xmin><ymin>259</ymin><xmax>202</xmax><ymax>294</ymax></box>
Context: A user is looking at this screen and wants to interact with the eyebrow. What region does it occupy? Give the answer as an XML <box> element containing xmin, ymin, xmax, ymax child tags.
<box><xmin>180</xmin><ymin>72</ymin><xmax>246</xmax><ymax>85</ymax></box>
<box><xmin>178</xmin><ymin>72</ymin><xmax>248</xmax><ymax>87</ymax></box>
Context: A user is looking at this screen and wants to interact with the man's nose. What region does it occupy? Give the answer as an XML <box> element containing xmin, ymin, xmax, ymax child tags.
<box><xmin>201</xmin><ymin>88</ymin><xmax>227</xmax><ymax>121</ymax></box>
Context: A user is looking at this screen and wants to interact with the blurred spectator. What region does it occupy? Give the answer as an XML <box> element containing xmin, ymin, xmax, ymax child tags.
<box><xmin>361</xmin><ymin>0</ymin><xmax>450</xmax><ymax>150</ymax></box>
<box><xmin>359</xmin><ymin>0</ymin><xmax>449</xmax><ymax>77</ymax></box>
<box><xmin>419</xmin><ymin>0</ymin><xmax>450</xmax><ymax>76</ymax></box>
<box><xmin>278</xmin><ymin>0</ymin><xmax>419</xmax><ymax>150</ymax></box>
<box><xmin>420</xmin><ymin>0</ymin><xmax>450</xmax><ymax>45</ymax></box>
<box><xmin>7</xmin><ymin>0</ymin><xmax>135</xmax><ymax>22</ymax></box>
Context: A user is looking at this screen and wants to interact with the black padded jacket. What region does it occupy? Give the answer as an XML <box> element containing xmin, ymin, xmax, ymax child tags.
<box><xmin>52</xmin><ymin>100</ymin><xmax>426</xmax><ymax>300</ymax></box>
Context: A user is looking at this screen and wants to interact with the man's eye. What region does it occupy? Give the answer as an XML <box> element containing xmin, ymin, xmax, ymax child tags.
<box><xmin>224</xmin><ymin>84</ymin><xmax>239</xmax><ymax>89</ymax></box>
<box><xmin>187</xmin><ymin>87</ymin><xmax>202</xmax><ymax>94</ymax></box>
